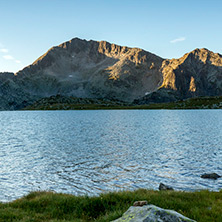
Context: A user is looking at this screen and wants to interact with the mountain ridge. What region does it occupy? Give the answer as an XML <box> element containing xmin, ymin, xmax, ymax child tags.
<box><xmin>1</xmin><ymin>38</ymin><xmax>222</xmax><ymax>110</ymax></box>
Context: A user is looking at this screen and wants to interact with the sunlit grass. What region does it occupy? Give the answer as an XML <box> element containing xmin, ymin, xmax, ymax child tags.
<box><xmin>0</xmin><ymin>189</ymin><xmax>222</xmax><ymax>221</ymax></box>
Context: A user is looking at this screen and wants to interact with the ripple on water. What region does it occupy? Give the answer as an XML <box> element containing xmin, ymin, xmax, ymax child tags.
<box><xmin>0</xmin><ymin>110</ymin><xmax>222</xmax><ymax>202</ymax></box>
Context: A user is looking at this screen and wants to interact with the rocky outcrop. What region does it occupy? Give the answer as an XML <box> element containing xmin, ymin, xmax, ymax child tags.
<box><xmin>112</xmin><ymin>205</ymin><xmax>196</xmax><ymax>222</ymax></box>
<box><xmin>136</xmin><ymin>48</ymin><xmax>222</xmax><ymax>104</ymax></box>
<box><xmin>201</xmin><ymin>173</ymin><xmax>221</xmax><ymax>180</ymax></box>
<box><xmin>159</xmin><ymin>183</ymin><xmax>174</xmax><ymax>191</ymax></box>
<box><xmin>133</xmin><ymin>200</ymin><xmax>148</xmax><ymax>207</ymax></box>
<box><xmin>1</xmin><ymin>39</ymin><xmax>222</xmax><ymax>110</ymax></box>
<box><xmin>160</xmin><ymin>48</ymin><xmax>222</xmax><ymax>97</ymax></box>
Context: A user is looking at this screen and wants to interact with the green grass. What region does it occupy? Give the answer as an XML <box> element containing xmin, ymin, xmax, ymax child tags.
<box><xmin>0</xmin><ymin>189</ymin><xmax>222</xmax><ymax>221</ymax></box>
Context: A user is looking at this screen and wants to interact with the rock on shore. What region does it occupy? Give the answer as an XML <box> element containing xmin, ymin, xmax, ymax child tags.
<box><xmin>112</xmin><ymin>205</ymin><xmax>196</xmax><ymax>222</ymax></box>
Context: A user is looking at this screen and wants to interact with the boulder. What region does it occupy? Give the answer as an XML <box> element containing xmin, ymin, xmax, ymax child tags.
<box><xmin>133</xmin><ymin>200</ymin><xmax>148</xmax><ymax>207</ymax></box>
<box><xmin>201</xmin><ymin>173</ymin><xmax>221</xmax><ymax>180</ymax></box>
<box><xmin>112</xmin><ymin>205</ymin><xmax>196</xmax><ymax>222</ymax></box>
<box><xmin>159</xmin><ymin>183</ymin><xmax>174</xmax><ymax>191</ymax></box>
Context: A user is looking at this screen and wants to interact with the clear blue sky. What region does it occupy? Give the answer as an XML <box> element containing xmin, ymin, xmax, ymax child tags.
<box><xmin>0</xmin><ymin>0</ymin><xmax>221</xmax><ymax>73</ymax></box>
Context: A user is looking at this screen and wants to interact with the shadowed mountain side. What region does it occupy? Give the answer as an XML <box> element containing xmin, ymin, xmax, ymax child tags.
<box><xmin>0</xmin><ymin>72</ymin><xmax>34</xmax><ymax>110</ymax></box>
<box><xmin>0</xmin><ymin>72</ymin><xmax>14</xmax><ymax>81</ymax></box>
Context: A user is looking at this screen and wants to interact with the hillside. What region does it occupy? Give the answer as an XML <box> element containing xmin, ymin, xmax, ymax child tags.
<box><xmin>23</xmin><ymin>95</ymin><xmax>130</xmax><ymax>110</ymax></box>
<box><xmin>23</xmin><ymin>94</ymin><xmax>222</xmax><ymax>110</ymax></box>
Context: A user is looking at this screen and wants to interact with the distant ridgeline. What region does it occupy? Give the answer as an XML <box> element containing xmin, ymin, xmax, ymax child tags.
<box><xmin>1</xmin><ymin>38</ymin><xmax>222</xmax><ymax>110</ymax></box>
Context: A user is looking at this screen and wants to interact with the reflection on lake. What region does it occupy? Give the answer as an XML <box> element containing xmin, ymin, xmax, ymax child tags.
<box><xmin>0</xmin><ymin>110</ymin><xmax>222</xmax><ymax>202</ymax></box>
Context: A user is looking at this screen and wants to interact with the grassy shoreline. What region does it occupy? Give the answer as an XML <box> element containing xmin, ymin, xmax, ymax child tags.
<box><xmin>0</xmin><ymin>189</ymin><xmax>222</xmax><ymax>221</ymax></box>
<box><xmin>22</xmin><ymin>95</ymin><xmax>222</xmax><ymax>110</ymax></box>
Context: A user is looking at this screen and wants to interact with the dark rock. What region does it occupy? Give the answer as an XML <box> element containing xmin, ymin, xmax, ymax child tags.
<box><xmin>201</xmin><ymin>173</ymin><xmax>221</xmax><ymax>180</ymax></box>
<box><xmin>133</xmin><ymin>200</ymin><xmax>148</xmax><ymax>207</ymax></box>
<box><xmin>159</xmin><ymin>183</ymin><xmax>174</xmax><ymax>191</ymax></box>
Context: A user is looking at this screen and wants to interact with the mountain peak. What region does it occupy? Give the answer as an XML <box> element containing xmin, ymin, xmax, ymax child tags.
<box><xmin>178</xmin><ymin>48</ymin><xmax>222</xmax><ymax>67</ymax></box>
<box><xmin>13</xmin><ymin>37</ymin><xmax>164</xmax><ymax>104</ymax></box>
<box><xmin>190</xmin><ymin>48</ymin><xmax>217</xmax><ymax>56</ymax></box>
<box><xmin>183</xmin><ymin>48</ymin><xmax>211</xmax><ymax>58</ymax></box>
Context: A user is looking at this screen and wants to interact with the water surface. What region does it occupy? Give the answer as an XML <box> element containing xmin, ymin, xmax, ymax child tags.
<box><xmin>0</xmin><ymin>110</ymin><xmax>222</xmax><ymax>202</ymax></box>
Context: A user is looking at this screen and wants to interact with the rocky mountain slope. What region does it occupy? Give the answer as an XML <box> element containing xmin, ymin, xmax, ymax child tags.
<box><xmin>0</xmin><ymin>38</ymin><xmax>222</xmax><ymax>110</ymax></box>
<box><xmin>16</xmin><ymin>38</ymin><xmax>162</xmax><ymax>100</ymax></box>
<box><xmin>136</xmin><ymin>48</ymin><xmax>222</xmax><ymax>104</ymax></box>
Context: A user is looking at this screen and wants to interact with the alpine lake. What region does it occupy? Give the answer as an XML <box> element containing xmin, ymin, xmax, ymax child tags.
<box><xmin>0</xmin><ymin>110</ymin><xmax>221</xmax><ymax>202</ymax></box>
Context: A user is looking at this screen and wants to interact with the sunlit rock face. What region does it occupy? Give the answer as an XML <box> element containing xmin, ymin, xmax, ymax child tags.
<box><xmin>135</xmin><ymin>48</ymin><xmax>222</xmax><ymax>104</ymax></box>
<box><xmin>161</xmin><ymin>48</ymin><xmax>222</xmax><ymax>96</ymax></box>
<box><xmin>1</xmin><ymin>39</ymin><xmax>222</xmax><ymax>110</ymax></box>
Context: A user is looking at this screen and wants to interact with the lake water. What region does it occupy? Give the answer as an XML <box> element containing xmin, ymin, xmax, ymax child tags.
<box><xmin>0</xmin><ymin>110</ymin><xmax>222</xmax><ymax>202</ymax></box>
